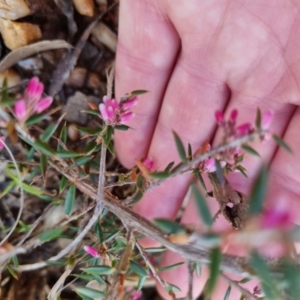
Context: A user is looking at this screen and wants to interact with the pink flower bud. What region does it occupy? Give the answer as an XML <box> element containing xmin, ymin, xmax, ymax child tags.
<box><xmin>99</xmin><ymin>103</ymin><xmax>109</xmax><ymax>121</ymax></box>
<box><xmin>230</xmin><ymin>109</ymin><xmax>238</xmax><ymax>121</ymax></box>
<box><xmin>83</xmin><ymin>245</ymin><xmax>99</xmax><ymax>258</ymax></box>
<box><xmin>121</xmin><ymin>96</ymin><xmax>138</xmax><ymax>110</ymax></box>
<box><xmin>35</xmin><ymin>97</ymin><xmax>53</xmax><ymax>113</ymax></box>
<box><xmin>131</xmin><ymin>290</ymin><xmax>142</xmax><ymax>300</ymax></box>
<box><xmin>14</xmin><ymin>100</ymin><xmax>27</xmax><ymax>122</ymax></box>
<box><xmin>261</xmin><ymin>110</ymin><xmax>273</xmax><ymax>130</ymax></box>
<box><xmin>215</xmin><ymin>110</ymin><xmax>224</xmax><ymax>124</ymax></box>
<box><xmin>0</xmin><ymin>136</ymin><xmax>5</xmax><ymax>151</ymax></box>
<box><xmin>236</xmin><ymin>123</ymin><xmax>252</xmax><ymax>136</ymax></box>
<box><xmin>120</xmin><ymin>112</ymin><xmax>135</xmax><ymax>124</ymax></box>
<box><xmin>143</xmin><ymin>157</ymin><xmax>155</xmax><ymax>171</ymax></box>
<box><xmin>26</xmin><ymin>77</ymin><xmax>44</xmax><ymax>103</ymax></box>
<box><xmin>204</xmin><ymin>158</ymin><xmax>217</xmax><ymax>172</ymax></box>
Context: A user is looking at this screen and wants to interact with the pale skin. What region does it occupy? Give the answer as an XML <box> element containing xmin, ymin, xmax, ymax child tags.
<box><xmin>115</xmin><ymin>1</ymin><xmax>300</xmax><ymax>299</ymax></box>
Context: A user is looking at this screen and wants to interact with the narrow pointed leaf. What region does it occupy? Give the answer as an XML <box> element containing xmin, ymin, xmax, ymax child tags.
<box><xmin>192</xmin><ymin>184</ymin><xmax>213</xmax><ymax>227</ymax></box>
<box><xmin>41</xmin><ymin>122</ymin><xmax>59</xmax><ymax>142</ymax></box>
<box><xmin>194</xmin><ymin>169</ymin><xmax>207</xmax><ymax>191</ymax></box>
<box><xmin>75</xmin><ymin>287</ymin><xmax>105</xmax><ymax>299</ymax></box>
<box><xmin>25</xmin><ymin>113</ymin><xmax>47</xmax><ymax>126</ymax></box>
<box><xmin>130</xmin><ymin>260</ymin><xmax>148</xmax><ymax>277</ymax></box>
<box><xmin>250</xmin><ymin>252</ymin><xmax>277</xmax><ymax>299</ymax></box>
<box><xmin>115</xmin><ymin>125</ymin><xmax>129</xmax><ymax>131</ymax></box>
<box><xmin>64</xmin><ymin>183</ymin><xmax>76</xmax><ymax>215</ymax></box>
<box><xmin>255</xmin><ymin>107</ymin><xmax>261</xmax><ymax>130</ymax></box>
<box><xmin>33</xmin><ymin>139</ymin><xmax>56</xmax><ymax>156</ymax></box>
<box><xmin>82</xmin><ymin>266</ymin><xmax>115</xmax><ymax>275</ymax></box>
<box><xmin>272</xmin><ymin>134</ymin><xmax>292</xmax><ymax>153</ymax></box>
<box><xmin>57</xmin><ymin>150</ymin><xmax>81</xmax><ymax>159</ymax></box>
<box><xmin>248</xmin><ymin>165</ymin><xmax>268</xmax><ymax>215</ymax></box>
<box><xmin>149</xmin><ymin>171</ymin><xmax>170</xmax><ymax>179</ymax></box>
<box><xmin>215</xmin><ymin>160</ymin><xmax>225</xmax><ymax>185</ymax></box>
<box><xmin>206</xmin><ymin>248</ymin><xmax>221</xmax><ymax>297</ymax></box>
<box><xmin>130</xmin><ymin>90</ymin><xmax>148</xmax><ymax>95</ymax></box>
<box><xmin>153</xmin><ymin>219</ymin><xmax>184</xmax><ymax>234</ymax></box>
<box><xmin>138</xmin><ymin>276</ymin><xmax>147</xmax><ymax>290</ymax></box>
<box><xmin>158</xmin><ymin>262</ymin><xmax>184</xmax><ymax>272</ymax></box>
<box><xmin>39</xmin><ymin>227</ymin><xmax>65</xmax><ymax>242</ymax></box>
<box><xmin>59</xmin><ymin>175</ymin><xmax>68</xmax><ymax>193</ymax></box>
<box><xmin>241</xmin><ymin>144</ymin><xmax>260</xmax><ymax>157</ymax></box>
<box><xmin>223</xmin><ymin>285</ymin><xmax>231</xmax><ymax>300</ymax></box>
<box><xmin>173</xmin><ymin>131</ymin><xmax>186</xmax><ymax>160</ymax></box>
<box><xmin>57</xmin><ymin>124</ymin><xmax>67</xmax><ymax>151</ymax></box>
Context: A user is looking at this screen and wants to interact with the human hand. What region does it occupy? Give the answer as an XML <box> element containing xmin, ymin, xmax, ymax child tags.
<box><xmin>114</xmin><ymin>1</ymin><xmax>300</xmax><ymax>298</ymax></box>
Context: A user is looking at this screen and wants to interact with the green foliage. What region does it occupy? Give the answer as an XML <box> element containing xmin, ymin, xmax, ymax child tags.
<box><xmin>129</xmin><ymin>260</ymin><xmax>148</xmax><ymax>277</ymax></box>
<box><xmin>153</xmin><ymin>218</ymin><xmax>184</xmax><ymax>234</ymax></box>
<box><xmin>206</xmin><ymin>248</ymin><xmax>221</xmax><ymax>297</ymax></box>
<box><xmin>39</xmin><ymin>228</ymin><xmax>65</xmax><ymax>242</ymax></box>
<box><xmin>64</xmin><ymin>183</ymin><xmax>76</xmax><ymax>215</ymax></box>
<box><xmin>173</xmin><ymin>131</ymin><xmax>187</xmax><ymax>160</ymax></box>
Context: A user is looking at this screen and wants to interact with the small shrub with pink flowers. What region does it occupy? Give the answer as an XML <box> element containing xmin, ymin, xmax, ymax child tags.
<box><xmin>0</xmin><ymin>73</ymin><xmax>299</xmax><ymax>300</ymax></box>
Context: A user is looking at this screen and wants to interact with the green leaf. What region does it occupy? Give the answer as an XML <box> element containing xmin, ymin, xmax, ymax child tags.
<box><xmin>25</xmin><ymin>114</ymin><xmax>47</xmax><ymax>126</ymax></box>
<box><xmin>104</xmin><ymin>126</ymin><xmax>113</xmax><ymax>146</ymax></box>
<box><xmin>173</xmin><ymin>131</ymin><xmax>186</xmax><ymax>160</ymax></box>
<box><xmin>33</xmin><ymin>139</ymin><xmax>56</xmax><ymax>156</ymax></box>
<box><xmin>84</xmin><ymin>109</ymin><xmax>101</xmax><ymax>116</ymax></box>
<box><xmin>144</xmin><ymin>247</ymin><xmax>166</xmax><ymax>253</ymax></box>
<box><xmin>223</xmin><ymin>285</ymin><xmax>231</xmax><ymax>300</ymax></box>
<box><xmin>193</xmin><ymin>169</ymin><xmax>207</xmax><ymax>191</ymax></box>
<box><xmin>248</xmin><ymin>164</ymin><xmax>268</xmax><ymax>215</ymax></box>
<box><xmin>75</xmin><ymin>156</ymin><xmax>93</xmax><ymax>166</ymax></box>
<box><xmin>192</xmin><ymin>184</ymin><xmax>213</xmax><ymax>227</ymax></box>
<box><xmin>238</xmin><ymin>277</ymin><xmax>251</xmax><ymax>284</ymax></box>
<box><xmin>206</xmin><ymin>248</ymin><xmax>221</xmax><ymax>297</ymax></box>
<box><xmin>241</xmin><ymin>144</ymin><xmax>260</xmax><ymax>157</ymax></box>
<box><xmin>164</xmin><ymin>161</ymin><xmax>175</xmax><ymax>172</ymax></box>
<box><xmin>149</xmin><ymin>171</ymin><xmax>170</xmax><ymax>179</ymax></box>
<box><xmin>57</xmin><ymin>124</ymin><xmax>67</xmax><ymax>152</ymax></box>
<box><xmin>130</xmin><ymin>90</ymin><xmax>148</xmax><ymax>96</ymax></box>
<box><xmin>7</xmin><ymin>263</ymin><xmax>18</xmax><ymax>279</ymax></box>
<box><xmin>82</xmin><ymin>266</ymin><xmax>115</xmax><ymax>275</ymax></box>
<box><xmin>41</xmin><ymin>122</ymin><xmax>59</xmax><ymax>142</ymax></box>
<box><xmin>137</xmin><ymin>276</ymin><xmax>147</xmax><ymax>290</ymax></box>
<box><xmin>250</xmin><ymin>252</ymin><xmax>277</xmax><ymax>299</ymax></box>
<box><xmin>236</xmin><ymin>165</ymin><xmax>248</xmax><ymax>178</ymax></box>
<box><xmin>272</xmin><ymin>134</ymin><xmax>292</xmax><ymax>153</ymax></box>
<box><xmin>166</xmin><ymin>283</ymin><xmax>181</xmax><ymax>293</ymax></box>
<box><xmin>158</xmin><ymin>262</ymin><xmax>184</xmax><ymax>272</ymax></box>
<box><xmin>57</xmin><ymin>150</ymin><xmax>81</xmax><ymax>159</ymax></box>
<box><xmin>215</xmin><ymin>160</ymin><xmax>225</xmax><ymax>185</ymax></box>
<box><xmin>281</xmin><ymin>259</ymin><xmax>300</xmax><ymax>299</ymax></box>
<box><xmin>12</xmin><ymin>255</ymin><xmax>19</xmax><ymax>267</ymax></box>
<box><xmin>115</xmin><ymin>125</ymin><xmax>129</xmax><ymax>131</ymax></box>
<box><xmin>64</xmin><ymin>183</ymin><xmax>76</xmax><ymax>215</ymax></box>
<box><xmin>59</xmin><ymin>175</ymin><xmax>68</xmax><ymax>193</ymax></box>
<box><xmin>130</xmin><ymin>190</ymin><xmax>144</xmax><ymax>205</ymax></box>
<box><xmin>40</xmin><ymin>154</ymin><xmax>47</xmax><ymax>180</ymax></box>
<box><xmin>188</xmin><ymin>143</ymin><xmax>192</xmax><ymax>159</ymax></box>
<box><xmin>75</xmin><ymin>287</ymin><xmax>105</xmax><ymax>299</ymax></box>
<box><xmin>153</xmin><ymin>219</ymin><xmax>184</xmax><ymax>234</ymax></box>
<box><xmin>129</xmin><ymin>260</ymin><xmax>148</xmax><ymax>277</ymax></box>
<box><xmin>255</xmin><ymin>107</ymin><xmax>261</xmax><ymax>130</ymax></box>
<box><xmin>18</xmin><ymin>220</ymin><xmax>31</xmax><ymax>233</ymax></box>
<box><xmin>39</xmin><ymin>227</ymin><xmax>65</xmax><ymax>242</ymax></box>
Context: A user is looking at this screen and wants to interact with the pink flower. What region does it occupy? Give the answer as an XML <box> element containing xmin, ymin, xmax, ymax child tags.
<box><xmin>131</xmin><ymin>290</ymin><xmax>142</xmax><ymax>300</ymax></box>
<box><xmin>235</xmin><ymin>123</ymin><xmax>252</xmax><ymax>136</ymax></box>
<box><xmin>99</xmin><ymin>94</ymin><xmax>139</xmax><ymax>126</ymax></box>
<box><xmin>143</xmin><ymin>157</ymin><xmax>155</xmax><ymax>171</ymax></box>
<box><xmin>0</xmin><ymin>136</ymin><xmax>5</xmax><ymax>151</ymax></box>
<box><xmin>83</xmin><ymin>245</ymin><xmax>99</xmax><ymax>258</ymax></box>
<box><xmin>14</xmin><ymin>77</ymin><xmax>53</xmax><ymax>123</ymax></box>
<box><xmin>215</xmin><ymin>110</ymin><xmax>224</xmax><ymax>124</ymax></box>
<box><xmin>204</xmin><ymin>158</ymin><xmax>226</xmax><ymax>173</ymax></box>
<box><xmin>261</xmin><ymin>207</ymin><xmax>292</xmax><ymax>230</ymax></box>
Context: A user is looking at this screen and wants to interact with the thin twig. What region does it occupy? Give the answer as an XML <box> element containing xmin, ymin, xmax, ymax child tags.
<box><xmin>220</xmin><ymin>273</ymin><xmax>259</xmax><ymax>300</ymax></box>
<box><xmin>187</xmin><ymin>261</ymin><xmax>194</xmax><ymax>300</ymax></box>
<box><xmin>135</xmin><ymin>238</ymin><xmax>167</xmax><ymax>290</ymax></box>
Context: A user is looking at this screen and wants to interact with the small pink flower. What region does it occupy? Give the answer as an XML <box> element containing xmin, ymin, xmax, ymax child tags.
<box><xmin>215</xmin><ymin>110</ymin><xmax>224</xmax><ymax>124</ymax></box>
<box><xmin>14</xmin><ymin>100</ymin><xmax>27</xmax><ymax>122</ymax></box>
<box><xmin>26</xmin><ymin>77</ymin><xmax>44</xmax><ymax>103</ymax></box>
<box><xmin>34</xmin><ymin>96</ymin><xmax>53</xmax><ymax>114</ymax></box>
<box><xmin>14</xmin><ymin>77</ymin><xmax>53</xmax><ymax>123</ymax></box>
<box><xmin>230</xmin><ymin>109</ymin><xmax>238</xmax><ymax>122</ymax></box>
<box><xmin>99</xmin><ymin>94</ymin><xmax>139</xmax><ymax>126</ymax></box>
<box><xmin>83</xmin><ymin>245</ymin><xmax>99</xmax><ymax>258</ymax></box>
<box><xmin>0</xmin><ymin>136</ymin><xmax>5</xmax><ymax>151</ymax></box>
<box><xmin>236</xmin><ymin>123</ymin><xmax>252</xmax><ymax>136</ymax></box>
<box><xmin>204</xmin><ymin>158</ymin><xmax>226</xmax><ymax>173</ymax></box>
<box><xmin>143</xmin><ymin>157</ymin><xmax>155</xmax><ymax>171</ymax></box>
<box><xmin>131</xmin><ymin>290</ymin><xmax>142</xmax><ymax>300</ymax></box>
<box><xmin>120</xmin><ymin>112</ymin><xmax>135</xmax><ymax>124</ymax></box>
<box><xmin>261</xmin><ymin>110</ymin><xmax>273</xmax><ymax>130</ymax></box>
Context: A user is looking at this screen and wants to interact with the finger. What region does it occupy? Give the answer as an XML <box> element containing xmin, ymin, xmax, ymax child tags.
<box><xmin>267</xmin><ymin>107</ymin><xmax>300</xmax><ymax>223</ymax></box>
<box><xmin>115</xmin><ymin>0</ymin><xmax>180</xmax><ymax>168</ymax></box>
<box><xmin>132</xmin><ymin>52</ymin><xmax>230</xmax><ymax>242</ymax></box>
